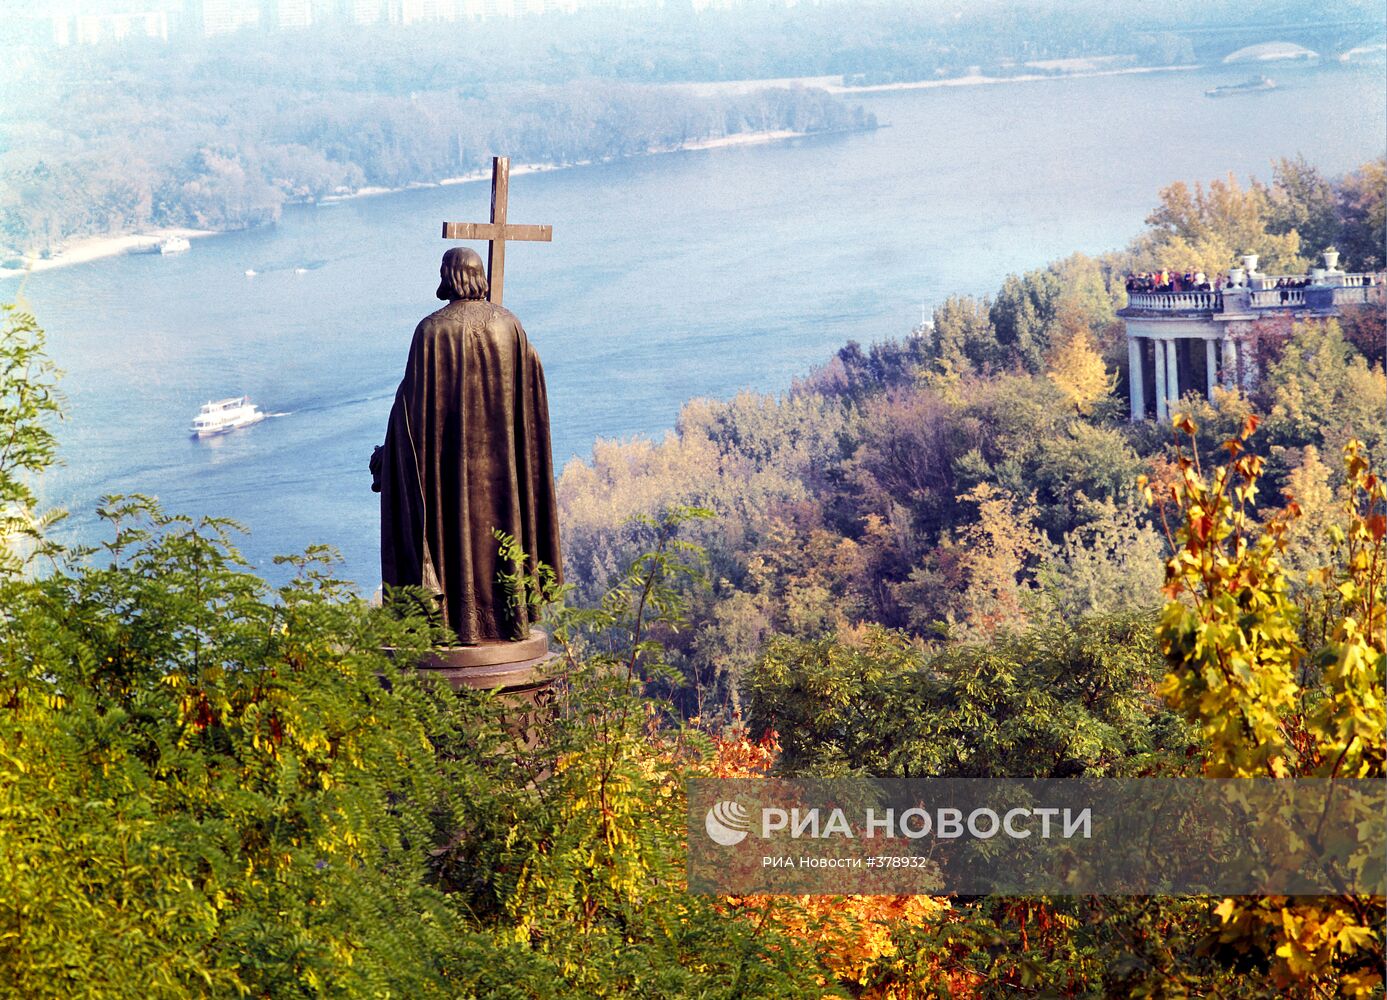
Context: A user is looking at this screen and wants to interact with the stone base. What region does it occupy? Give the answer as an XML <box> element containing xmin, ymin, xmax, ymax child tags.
<box><xmin>412</xmin><ymin>629</ymin><xmax>558</xmax><ymax>700</ymax></box>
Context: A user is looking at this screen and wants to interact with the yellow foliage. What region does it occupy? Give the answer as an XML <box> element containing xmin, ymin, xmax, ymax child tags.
<box><xmin>1142</xmin><ymin>172</ymin><xmax>1307</xmax><ymax>274</ymax></box>
<box><xmin>951</xmin><ymin>483</ymin><xmax>1049</xmax><ymax>640</ymax></box>
<box><xmin>1045</xmin><ymin>323</ymin><xmax>1115</xmax><ymax>415</ymax></box>
<box><xmin>1281</xmin><ymin>444</ymin><xmax>1339</xmax><ymax>573</ymax></box>
<box><xmin>708</xmin><ymin>723</ymin><xmax>951</xmax><ymax>994</ymax></box>
<box><xmin>1154</xmin><ymin>418</ymin><xmax>1385</xmax><ymax>992</ymax></box>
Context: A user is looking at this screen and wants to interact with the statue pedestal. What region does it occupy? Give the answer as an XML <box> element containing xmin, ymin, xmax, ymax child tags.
<box><xmin>412</xmin><ymin>629</ymin><xmax>558</xmax><ymax>703</ymax></box>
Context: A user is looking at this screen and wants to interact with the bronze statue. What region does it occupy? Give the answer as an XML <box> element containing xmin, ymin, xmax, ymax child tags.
<box><xmin>371</xmin><ymin>246</ymin><xmax>562</xmax><ymax>645</ymax></box>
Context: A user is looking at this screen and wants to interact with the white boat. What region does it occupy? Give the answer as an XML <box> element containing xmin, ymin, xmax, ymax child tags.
<box><xmin>160</xmin><ymin>236</ymin><xmax>191</xmax><ymax>254</ymax></box>
<box><xmin>1205</xmin><ymin>76</ymin><xmax>1276</xmax><ymax>98</ymax></box>
<box><xmin>190</xmin><ymin>396</ymin><xmax>266</xmax><ymax>437</ymax></box>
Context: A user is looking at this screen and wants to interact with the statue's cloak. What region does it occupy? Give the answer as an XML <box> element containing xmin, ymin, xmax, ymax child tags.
<box><xmin>377</xmin><ymin>299</ymin><xmax>561</xmax><ymax>644</ymax></box>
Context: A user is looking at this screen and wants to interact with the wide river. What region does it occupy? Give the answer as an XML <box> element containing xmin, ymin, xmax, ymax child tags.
<box><xmin>9</xmin><ymin>60</ymin><xmax>1385</xmax><ymax>588</ymax></box>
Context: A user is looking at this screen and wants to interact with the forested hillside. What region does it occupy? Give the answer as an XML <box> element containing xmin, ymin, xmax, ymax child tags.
<box><xmin>558</xmin><ymin>156</ymin><xmax>1387</xmax><ymax>712</ymax></box>
<box><xmin>1</xmin><ymin>159</ymin><xmax>1383</xmax><ymax>995</ymax></box>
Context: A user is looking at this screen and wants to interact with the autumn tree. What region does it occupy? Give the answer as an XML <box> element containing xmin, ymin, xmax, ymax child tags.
<box><xmin>1138</xmin><ymin>172</ymin><xmax>1305</xmax><ymax>275</ymax></box>
<box><xmin>707</xmin><ymin>722</ymin><xmax>954</xmax><ymax>995</ymax></box>
<box><xmin>0</xmin><ymin>303</ymin><xmax>63</xmax><ymax>575</ymax></box>
<box><xmin>1036</xmin><ymin>496</ymin><xmax>1165</xmax><ymax>619</ymax></box>
<box><xmin>1045</xmin><ymin>306</ymin><xmax>1117</xmax><ymax>415</ymax></box>
<box><xmin>1280</xmin><ymin>443</ymin><xmax>1340</xmax><ymax>575</ymax></box>
<box><xmin>1153</xmin><ymin>414</ymin><xmax>1385</xmax><ymax>993</ymax></box>
<box><xmin>1335</xmin><ymin>156</ymin><xmax>1386</xmax><ymax>272</ymax></box>
<box><xmin>745</xmin><ymin>612</ymin><xmax>1183</xmax><ymax>780</ymax></box>
<box><xmin>948</xmin><ymin>483</ymin><xmax>1049</xmax><ymax>640</ymax></box>
<box><xmin>1262</xmin><ymin>155</ymin><xmax>1341</xmax><ymax>258</ymax></box>
<box><xmin>1260</xmin><ymin>318</ymin><xmax>1386</xmax><ymax>463</ymax></box>
<box><xmin>928</xmin><ymin>293</ymin><xmax>998</xmax><ymax>373</ymax></box>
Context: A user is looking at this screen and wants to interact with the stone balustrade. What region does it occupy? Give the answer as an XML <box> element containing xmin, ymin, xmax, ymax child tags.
<box><xmin>1324</xmin><ymin>284</ymin><xmax>1377</xmax><ymax>306</ymax></box>
<box><xmin>1248</xmin><ymin>288</ymin><xmax>1306</xmax><ymax>307</ymax></box>
<box><xmin>1124</xmin><ymin>290</ymin><xmax>1221</xmax><ymax>312</ymax></box>
<box><xmin>1123</xmin><ymin>272</ymin><xmax>1381</xmax><ymax>315</ymax></box>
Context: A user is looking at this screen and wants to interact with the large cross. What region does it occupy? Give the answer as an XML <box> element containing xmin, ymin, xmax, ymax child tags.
<box><xmin>441</xmin><ymin>156</ymin><xmax>552</xmax><ymax>306</ymax></box>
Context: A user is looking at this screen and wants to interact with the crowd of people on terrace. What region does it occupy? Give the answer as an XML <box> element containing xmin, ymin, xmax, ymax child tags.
<box><xmin>1126</xmin><ymin>268</ymin><xmax>1378</xmax><ymax>295</ymax></box>
<box><xmin>1124</xmin><ymin>269</ymin><xmax>1217</xmax><ymax>293</ymax></box>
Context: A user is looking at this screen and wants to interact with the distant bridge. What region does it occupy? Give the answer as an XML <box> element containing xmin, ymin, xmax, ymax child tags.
<box><xmin>1171</xmin><ymin>18</ymin><xmax>1386</xmax><ymax>62</ymax></box>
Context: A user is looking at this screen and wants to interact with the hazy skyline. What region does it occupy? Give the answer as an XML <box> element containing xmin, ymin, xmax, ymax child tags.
<box><xmin>6</xmin><ymin>0</ymin><xmax>815</xmax><ymax>48</ymax></box>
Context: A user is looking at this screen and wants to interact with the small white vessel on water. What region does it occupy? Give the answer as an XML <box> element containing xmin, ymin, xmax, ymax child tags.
<box><xmin>190</xmin><ymin>396</ymin><xmax>266</xmax><ymax>437</ymax></box>
<box><xmin>160</xmin><ymin>236</ymin><xmax>191</xmax><ymax>254</ymax></box>
<box><xmin>1205</xmin><ymin>75</ymin><xmax>1276</xmax><ymax>98</ymax></box>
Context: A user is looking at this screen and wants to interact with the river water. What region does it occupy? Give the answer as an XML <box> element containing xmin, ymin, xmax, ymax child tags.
<box><xmin>9</xmin><ymin>60</ymin><xmax>1385</xmax><ymax>587</ymax></box>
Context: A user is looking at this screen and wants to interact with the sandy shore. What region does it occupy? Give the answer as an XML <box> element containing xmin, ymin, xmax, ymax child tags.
<box><xmin>673</xmin><ymin>75</ymin><xmax>841</xmax><ymax>97</ymax></box>
<box><xmin>321</xmin><ymin>160</ymin><xmax>576</xmax><ymax>203</ymax></box>
<box><xmin>669</xmin><ymin>129</ymin><xmax>803</xmax><ymax>151</ymax></box>
<box><xmin>320</xmin><ymin>129</ymin><xmax>808</xmax><ymax>205</ymax></box>
<box><xmin>669</xmin><ymin>61</ymin><xmax>1199</xmax><ymax>98</ymax></box>
<box><xmin>0</xmin><ymin>227</ymin><xmax>217</xmax><ymax>281</ymax></box>
<box><xmin>824</xmin><ymin>63</ymin><xmax>1200</xmax><ymax>94</ymax></box>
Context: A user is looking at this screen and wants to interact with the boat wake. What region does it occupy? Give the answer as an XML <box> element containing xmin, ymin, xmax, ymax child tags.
<box><xmin>244</xmin><ymin>258</ymin><xmax>329</xmax><ymax>277</ymax></box>
<box><xmin>287</xmin><ymin>391</ymin><xmax>393</xmax><ymax>415</ymax></box>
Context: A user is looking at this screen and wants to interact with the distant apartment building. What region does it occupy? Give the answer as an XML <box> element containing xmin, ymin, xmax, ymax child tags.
<box><xmin>457</xmin><ymin>0</ymin><xmax>511</xmax><ymax>18</ymax></box>
<box><xmin>26</xmin><ymin>0</ymin><xmax>783</xmax><ymax>46</ymax></box>
<box><xmin>47</xmin><ymin>5</ymin><xmax>172</xmax><ymax>46</ymax></box>
<box><xmin>92</xmin><ymin>0</ymin><xmax>313</xmax><ymax>38</ymax></box>
<box><xmin>454</xmin><ymin>0</ymin><xmax>653</xmax><ymax>18</ymax></box>
<box><xmin>345</xmin><ymin>0</ymin><xmax>384</xmax><ymax>23</ymax></box>
<box><xmin>392</xmin><ymin>0</ymin><xmax>462</xmax><ymax>23</ymax></box>
<box><xmin>267</xmin><ymin>0</ymin><xmax>314</xmax><ymax>27</ymax></box>
<box><xmin>195</xmin><ymin>0</ymin><xmax>260</xmax><ymax>34</ymax></box>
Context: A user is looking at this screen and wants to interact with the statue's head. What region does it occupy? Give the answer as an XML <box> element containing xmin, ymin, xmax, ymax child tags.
<box><xmin>437</xmin><ymin>247</ymin><xmax>489</xmax><ymax>301</ymax></box>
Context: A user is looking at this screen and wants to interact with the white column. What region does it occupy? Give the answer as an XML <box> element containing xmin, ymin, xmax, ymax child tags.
<box><xmin>1222</xmin><ymin>337</ymin><xmax>1238</xmax><ymax>389</ymax></box>
<box><xmin>1128</xmin><ymin>336</ymin><xmax>1145</xmax><ymax>421</ymax></box>
<box><xmin>1206</xmin><ymin>339</ymin><xmax>1218</xmax><ymax>399</ymax></box>
<box><xmin>1154</xmin><ymin>338</ymin><xmax>1168</xmax><ymax>421</ymax></box>
<box><xmin>1165</xmin><ymin>338</ymin><xmax>1180</xmax><ymax>412</ymax></box>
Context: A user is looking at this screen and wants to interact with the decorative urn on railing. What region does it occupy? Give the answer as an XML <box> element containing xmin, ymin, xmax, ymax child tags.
<box><xmin>1322</xmin><ymin>247</ymin><xmax>1340</xmax><ymax>270</ymax></box>
<box><xmin>1228</xmin><ymin>265</ymin><xmax>1246</xmax><ymax>286</ymax></box>
<box><xmin>1241</xmin><ymin>253</ymin><xmax>1260</xmax><ymax>275</ymax></box>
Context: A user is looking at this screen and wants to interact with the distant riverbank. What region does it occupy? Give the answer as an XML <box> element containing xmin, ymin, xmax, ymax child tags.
<box><xmin>0</xmin><ymin>228</ymin><xmax>217</xmax><ymax>282</ymax></box>
<box><xmin>0</xmin><ymin>127</ymin><xmax>821</xmax><ymax>280</ymax></box>
<box><xmin>318</xmin><ymin>128</ymin><xmax>810</xmax><ymax>205</ymax></box>
<box><xmin>670</xmin><ymin>59</ymin><xmax>1200</xmax><ymax>98</ymax></box>
<box><xmin>829</xmin><ymin>62</ymin><xmax>1200</xmax><ymax>94</ymax></box>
